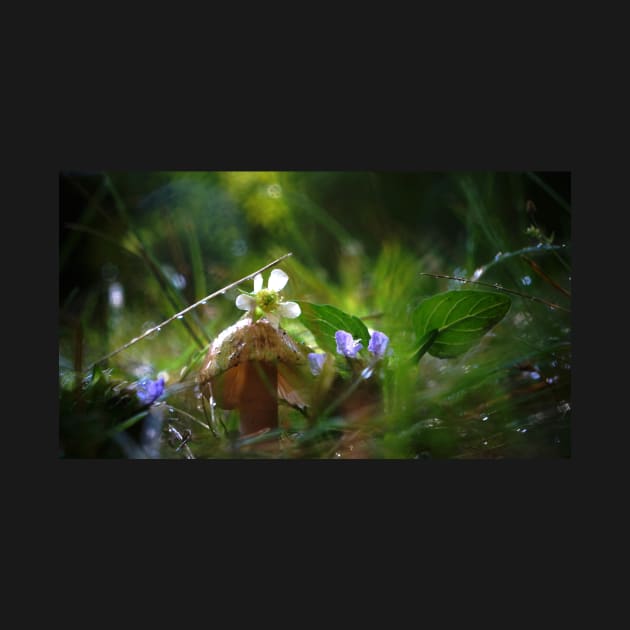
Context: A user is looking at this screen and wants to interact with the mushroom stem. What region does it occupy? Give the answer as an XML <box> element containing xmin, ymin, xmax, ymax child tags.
<box><xmin>238</xmin><ymin>361</ymin><xmax>278</xmax><ymax>436</ymax></box>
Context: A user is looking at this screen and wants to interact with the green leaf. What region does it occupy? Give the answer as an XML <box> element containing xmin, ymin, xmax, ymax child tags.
<box><xmin>413</xmin><ymin>290</ymin><xmax>511</xmax><ymax>359</ymax></box>
<box><xmin>297</xmin><ymin>301</ymin><xmax>370</xmax><ymax>354</ymax></box>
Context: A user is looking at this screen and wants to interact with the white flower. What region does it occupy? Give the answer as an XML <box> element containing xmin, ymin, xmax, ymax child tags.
<box><xmin>235</xmin><ymin>268</ymin><xmax>301</xmax><ymax>328</ymax></box>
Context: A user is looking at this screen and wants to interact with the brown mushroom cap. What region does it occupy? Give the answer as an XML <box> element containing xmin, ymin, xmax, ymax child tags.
<box><xmin>198</xmin><ymin>317</ymin><xmax>311</xmax><ymax>410</ymax></box>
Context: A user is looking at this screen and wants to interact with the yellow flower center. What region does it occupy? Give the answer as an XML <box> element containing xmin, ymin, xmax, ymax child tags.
<box><xmin>256</xmin><ymin>288</ymin><xmax>279</xmax><ymax>311</ymax></box>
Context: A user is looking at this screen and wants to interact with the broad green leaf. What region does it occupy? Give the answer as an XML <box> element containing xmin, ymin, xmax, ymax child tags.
<box><xmin>297</xmin><ymin>301</ymin><xmax>370</xmax><ymax>355</ymax></box>
<box><xmin>413</xmin><ymin>290</ymin><xmax>511</xmax><ymax>359</ymax></box>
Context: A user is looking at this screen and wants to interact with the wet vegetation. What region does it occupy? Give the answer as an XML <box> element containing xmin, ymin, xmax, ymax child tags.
<box><xmin>59</xmin><ymin>171</ymin><xmax>571</xmax><ymax>459</ymax></box>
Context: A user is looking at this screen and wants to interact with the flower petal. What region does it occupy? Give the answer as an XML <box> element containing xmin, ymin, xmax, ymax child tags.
<box><xmin>368</xmin><ymin>330</ymin><xmax>390</xmax><ymax>358</ymax></box>
<box><xmin>264</xmin><ymin>312</ymin><xmax>281</xmax><ymax>329</ymax></box>
<box><xmin>268</xmin><ymin>268</ymin><xmax>289</xmax><ymax>292</ymax></box>
<box><xmin>335</xmin><ymin>330</ymin><xmax>363</xmax><ymax>358</ymax></box>
<box><xmin>136</xmin><ymin>377</ymin><xmax>165</xmax><ymax>405</ymax></box>
<box><xmin>278</xmin><ymin>301</ymin><xmax>301</xmax><ymax>319</ymax></box>
<box><xmin>308</xmin><ymin>352</ymin><xmax>327</xmax><ymax>376</ymax></box>
<box><xmin>235</xmin><ymin>294</ymin><xmax>255</xmax><ymax>311</ymax></box>
<box><xmin>253</xmin><ymin>273</ymin><xmax>263</xmax><ymax>293</ymax></box>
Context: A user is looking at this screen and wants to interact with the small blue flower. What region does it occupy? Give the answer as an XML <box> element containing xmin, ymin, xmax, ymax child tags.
<box><xmin>368</xmin><ymin>330</ymin><xmax>390</xmax><ymax>358</ymax></box>
<box><xmin>308</xmin><ymin>352</ymin><xmax>327</xmax><ymax>376</ymax></box>
<box><xmin>136</xmin><ymin>377</ymin><xmax>165</xmax><ymax>405</ymax></box>
<box><xmin>335</xmin><ymin>330</ymin><xmax>363</xmax><ymax>358</ymax></box>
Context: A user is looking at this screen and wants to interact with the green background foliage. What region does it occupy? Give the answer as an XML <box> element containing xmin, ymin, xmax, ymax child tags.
<box><xmin>59</xmin><ymin>171</ymin><xmax>571</xmax><ymax>459</ymax></box>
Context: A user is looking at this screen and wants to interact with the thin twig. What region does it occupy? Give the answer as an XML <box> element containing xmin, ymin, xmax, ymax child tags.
<box><xmin>521</xmin><ymin>255</ymin><xmax>571</xmax><ymax>297</ymax></box>
<box><xmin>166</xmin><ymin>404</ymin><xmax>211</xmax><ymax>432</ymax></box>
<box><xmin>86</xmin><ymin>252</ymin><xmax>293</xmax><ymax>370</ymax></box>
<box><xmin>420</xmin><ymin>273</ymin><xmax>570</xmax><ymax>313</ymax></box>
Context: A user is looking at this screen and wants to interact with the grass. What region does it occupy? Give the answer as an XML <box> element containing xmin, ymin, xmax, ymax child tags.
<box><xmin>59</xmin><ymin>171</ymin><xmax>571</xmax><ymax>459</ymax></box>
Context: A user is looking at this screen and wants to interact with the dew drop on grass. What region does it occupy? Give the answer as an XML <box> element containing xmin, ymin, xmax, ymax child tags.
<box><xmin>142</xmin><ymin>322</ymin><xmax>160</xmax><ymax>339</ymax></box>
<box><xmin>177</xmin><ymin>315</ymin><xmax>184</xmax><ymax>319</ymax></box>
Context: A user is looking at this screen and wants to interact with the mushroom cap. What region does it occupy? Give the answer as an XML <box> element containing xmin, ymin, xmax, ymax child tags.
<box><xmin>198</xmin><ymin>317</ymin><xmax>311</xmax><ymax>409</ymax></box>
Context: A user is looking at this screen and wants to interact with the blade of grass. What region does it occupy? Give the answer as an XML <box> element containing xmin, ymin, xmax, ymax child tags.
<box><xmin>60</xmin><ymin>176</ymin><xmax>109</xmax><ymax>271</ymax></box>
<box><xmin>469</xmin><ymin>244</ymin><xmax>566</xmax><ymax>281</ymax></box>
<box><xmin>184</xmin><ymin>218</ymin><xmax>207</xmax><ymax>300</ymax></box>
<box><xmin>526</xmin><ymin>172</ymin><xmax>571</xmax><ymax>214</ymax></box>
<box><xmin>102</xmin><ymin>173</ymin><xmax>209</xmax><ymax>348</ymax></box>
<box><xmin>107</xmin><ymin>410</ymin><xmax>149</xmax><ymax>436</ymax></box>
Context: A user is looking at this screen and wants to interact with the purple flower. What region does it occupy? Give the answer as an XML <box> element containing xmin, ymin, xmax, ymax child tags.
<box><xmin>335</xmin><ymin>330</ymin><xmax>363</xmax><ymax>358</ymax></box>
<box><xmin>368</xmin><ymin>330</ymin><xmax>390</xmax><ymax>358</ymax></box>
<box><xmin>308</xmin><ymin>352</ymin><xmax>327</xmax><ymax>376</ymax></box>
<box><xmin>136</xmin><ymin>377</ymin><xmax>165</xmax><ymax>405</ymax></box>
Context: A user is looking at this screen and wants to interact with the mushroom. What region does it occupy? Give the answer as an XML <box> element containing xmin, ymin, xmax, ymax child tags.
<box><xmin>198</xmin><ymin>317</ymin><xmax>311</xmax><ymax>436</ymax></box>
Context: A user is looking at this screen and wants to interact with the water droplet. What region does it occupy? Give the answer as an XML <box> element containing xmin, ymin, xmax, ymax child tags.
<box><xmin>521</xmin><ymin>275</ymin><xmax>532</xmax><ymax>286</ymax></box>
<box><xmin>267</xmin><ymin>183</ymin><xmax>282</xmax><ymax>198</ymax></box>
<box><xmin>231</xmin><ymin>239</ymin><xmax>248</xmax><ymax>257</ymax></box>
<box><xmin>177</xmin><ymin>315</ymin><xmax>184</xmax><ymax>319</ymax></box>
<box><xmin>494</xmin><ymin>252</ymin><xmax>503</xmax><ymax>261</ymax></box>
<box><xmin>481</xmin><ymin>415</ymin><xmax>489</xmax><ymax>422</ymax></box>
<box><xmin>334</xmin><ymin>452</ymin><xmax>342</xmax><ymax>458</ymax></box>
<box><xmin>201</xmin><ymin>300</ymin><xmax>207</xmax><ymax>305</ymax></box>
<box><xmin>361</xmin><ymin>366</ymin><xmax>374</xmax><ymax>379</ymax></box>
<box><xmin>108</xmin><ymin>281</ymin><xmax>125</xmax><ymax>309</ymax></box>
<box><xmin>142</xmin><ymin>322</ymin><xmax>159</xmax><ymax>338</ymax></box>
<box><xmin>483</xmin><ymin>440</ymin><xmax>488</xmax><ymax>446</ymax></box>
<box><xmin>494</xmin><ymin>283</ymin><xmax>503</xmax><ymax>289</ymax></box>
